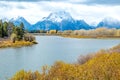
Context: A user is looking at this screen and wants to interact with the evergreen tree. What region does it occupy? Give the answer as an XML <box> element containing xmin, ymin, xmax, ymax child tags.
<box><xmin>13</xmin><ymin>27</ymin><xmax>21</xmax><ymax>40</ymax></box>
<box><xmin>0</xmin><ymin>21</ymin><xmax>26</xmax><ymax>41</ymax></box>
<box><xmin>8</xmin><ymin>22</ymin><xmax>14</xmax><ymax>37</ymax></box>
<box><xmin>20</xmin><ymin>22</ymin><xmax>24</xmax><ymax>39</ymax></box>
<box><xmin>0</xmin><ymin>20</ymin><xmax>4</xmax><ymax>38</ymax></box>
<box><xmin>3</xmin><ymin>21</ymin><xmax>8</xmax><ymax>36</ymax></box>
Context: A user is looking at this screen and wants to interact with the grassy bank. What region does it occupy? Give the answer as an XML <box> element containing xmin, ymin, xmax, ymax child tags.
<box><xmin>33</xmin><ymin>33</ymin><xmax>120</xmax><ymax>39</ymax></box>
<box><xmin>32</xmin><ymin>27</ymin><xmax>120</xmax><ymax>39</ymax></box>
<box><xmin>0</xmin><ymin>40</ymin><xmax>37</xmax><ymax>48</ymax></box>
<box><xmin>10</xmin><ymin>44</ymin><xmax>120</xmax><ymax>80</ymax></box>
<box><xmin>61</xmin><ymin>34</ymin><xmax>120</xmax><ymax>39</ymax></box>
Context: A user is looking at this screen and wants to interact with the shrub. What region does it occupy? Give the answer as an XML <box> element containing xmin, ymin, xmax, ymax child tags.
<box><xmin>11</xmin><ymin>52</ymin><xmax>120</xmax><ymax>80</ymax></box>
<box><xmin>62</xmin><ymin>30</ymin><xmax>73</xmax><ymax>35</ymax></box>
<box><xmin>32</xmin><ymin>41</ymin><xmax>38</xmax><ymax>44</ymax></box>
<box><xmin>49</xmin><ymin>30</ymin><xmax>57</xmax><ymax>34</ymax></box>
<box><xmin>11</xmin><ymin>45</ymin><xmax>120</xmax><ymax>80</ymax></box>
<box><xmin>10</xmin><ymin>33</ymin><xmax>17</xmax><ymax>43</ymax></box>
<box><xmin>10</xmin><ymin>70</ymin><xmax>42</xmax><ymax>80</ymax></box>
<box><xmin>39</xmin><ymin>30</ymin><xmax>46</xmax><ymax>33</ymax></box>
<box><xmin>24</xmin><ymin>33</ymin><xmax>35</xmax><ymax>42</ymax></box>
<box><xmin>77</xmin><ymin>54</ymin><xmax>94</xmax><ymax>64</ymax></box>
<box><xmin>57</xmin><ymin>31</ymin><xmax>63</xmax><ymax>35</ymax></box>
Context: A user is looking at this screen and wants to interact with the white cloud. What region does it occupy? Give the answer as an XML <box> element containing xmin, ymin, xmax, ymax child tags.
<box><xmin>0</xmin><ymin>1</ymin><xmax>120</xmax><ymax>25</ymax></box>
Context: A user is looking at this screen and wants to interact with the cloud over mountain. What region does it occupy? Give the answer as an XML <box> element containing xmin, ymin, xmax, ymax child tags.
<box><xmin>0</xmin><ymin>0</ymin><xmax>120</xmax><ymax>25</ymax></box>
<box><xmin>1</xmin><ymin>0</ymin><xmax>120</xmax><ymax>5</ymax></box>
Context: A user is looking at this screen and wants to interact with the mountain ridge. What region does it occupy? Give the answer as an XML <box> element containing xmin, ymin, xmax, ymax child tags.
<box><xmin>10</xmin><ymin>16</ymin><xmax>33</xmax><ymax>31</ymax></box>
<box><xmin>1</xmin><ymin>11</ymin><xmax>120</xmax><ymax>31</ymax></box>
<box><xmin>97</xmin><ymin>17</ymin><xmax>120</xmax><ymax>29</ymax></box>
<box><xmin>33</xmin><ymin>11</ymin><xmax>92</xmax><ymax>31</ymax></box>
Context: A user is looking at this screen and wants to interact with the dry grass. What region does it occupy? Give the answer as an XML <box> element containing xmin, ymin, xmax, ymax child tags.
<box><xmin>10</xmin><ymin>44</ymin><xmax>120</xmax><ymax>80</ymax></box>
<box><xmin>0</xmin><ymin>40</ymin><xmax>37</xmax><ymax>48</ymax></box>
<box><xmin>61</xmin><ymin>34</ymin><xmax>120</xmax><ymax>39</ymax></box>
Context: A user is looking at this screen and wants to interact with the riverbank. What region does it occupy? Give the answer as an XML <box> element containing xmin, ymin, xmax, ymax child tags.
<box><xmin>32</xmin><ymin>33</ymin><xmax>120</xmax><ymax>39</ymax></box>
<box><xmin>61</xmin><ymin>34</ymin><xmax>120</xmax><ymax>39</ymax></box>
<box><xmin>32</xmin><ymin>27</ymin><xmax>120</xmax><ymax>39</ymax></box>
<box><xmin>11</xmin><ymin>43</ymin><xmax>120</xmax><ymax>80</ymax></box>
<box><xmin>0</xmin><ymin>40</ymin><xmax>38</xmax><ymax>48</ymax></box>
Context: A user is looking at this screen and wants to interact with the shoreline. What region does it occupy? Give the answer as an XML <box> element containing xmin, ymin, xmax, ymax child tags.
<box><xmin>61</xmin><ymin>35</ymin><xmax>120</xmax><ymax>39</ymax></box>
<box><xmin>0</xmin><ymin>40</ymin><xmax>38</xmax><ymax>48</ymax></box>
<box><xmin>11</xmin><ymin>43</ymin><xmax>120</xmax><ymax>80</ymax></box>
<box><xmin>32</xmin><ymin>33</ymin><xmax>120</xmax><ymax>39</ymax></box>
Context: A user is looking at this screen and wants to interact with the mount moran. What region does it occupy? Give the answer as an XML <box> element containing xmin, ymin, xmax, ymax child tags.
<box><xmin>7</xmin><ymin>11</ymin><xmax>120</xmax><ymax>31</ymax></box>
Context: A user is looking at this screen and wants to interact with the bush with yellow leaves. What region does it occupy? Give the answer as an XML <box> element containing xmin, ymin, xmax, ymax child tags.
<box><xmin>11</xmin><ymin>45</ymin><xmax>120</xmax><ymax>80</ymax></box>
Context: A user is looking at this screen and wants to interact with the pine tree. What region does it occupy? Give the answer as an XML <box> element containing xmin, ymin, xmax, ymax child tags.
<box><xmin>0</xmin><ymin>20</ymin><xmax>4</xmax><ymax>38</ymax></box>
<box><xmin>3</xmin><ymin>21</ymin><xmax>8</xmax><ymax>37</ymax></box>
<box><xmin>8</xmin><ymin>22</ymin><xmax>14</xmax><ymax>37</ymax></box>
<box><xmin>20</xmin><ymin>22</ymin><xmax>24</xmax><ymax>39</ymax></box>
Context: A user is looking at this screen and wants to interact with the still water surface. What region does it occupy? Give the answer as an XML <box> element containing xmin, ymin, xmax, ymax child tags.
<box><xmin>0</xmin><ymin>36</ymin><xmax>120</xmax><ymax>79</ymax></box>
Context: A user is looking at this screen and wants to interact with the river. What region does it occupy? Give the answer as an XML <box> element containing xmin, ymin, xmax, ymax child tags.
<box><xmin>0</xmin><ymin>36</ymin><xmax>120</xmax><ymax>79</ymax></box>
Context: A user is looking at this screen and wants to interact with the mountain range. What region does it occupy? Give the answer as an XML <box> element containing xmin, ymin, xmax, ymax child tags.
<box><xmin>3</xmin><ymin>11</ymin><xmax>120</xmax><ymax>31</ymax></box>
<box><xmin>97</xmin><ymin>17</ymin><xmax>120</xmax><ymax>29</ymax></box>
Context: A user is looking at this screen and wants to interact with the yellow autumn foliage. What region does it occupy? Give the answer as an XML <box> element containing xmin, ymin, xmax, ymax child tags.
<box><xmin>48</xmin><ymin>30</ymin><xmax>57</xmax><ymax>34</ymax></box>
<box><xmin>62</xmin><ymin>28</ymin><xmax>120</xmax><ymax>38</ymax></box>
<box><xmin>11</xmin><ymin>45</ymin><xmax>120</xmax><ymax>80</ymax></box>
<box><xmin>0</xmin><ymin>40</ymin><xmax>36</xmax><ymax>48</ymax></box>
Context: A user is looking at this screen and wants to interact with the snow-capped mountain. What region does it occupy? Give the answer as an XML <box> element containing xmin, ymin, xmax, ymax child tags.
<box><xmin>33</xmin><ymin>11</ymin><xmax>92</xmax><ymax>31</ymax></box>
<box><xmin>43</xmin><ymin>11</ymin><xmax>74</xmax><ymax>22</ymax></box>
<box><xmin>33</xmin><ymin>20</ymin><xmax>59</xmax><ymax>30</ymax></box>
<box><xmin>97</xmin><ymin>17</ymin><xmax>120</xmax><ymax>29</ymax></box>
<box><xmin>2</xmin><ymin>18</ymin><xmax>9</xmax><ymax>22</ymax></box>
<box><xmin>1</xmin><ymin>11</ymin><xmax>120</xmax><ymax>31</ymax></box>
<box><xmin>10</xmin><ymin>16</ymin><xmax>32</xmax><ymax>31</ymax></box>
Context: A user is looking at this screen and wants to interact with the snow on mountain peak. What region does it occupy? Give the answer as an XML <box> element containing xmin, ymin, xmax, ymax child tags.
<box><xmin>10</xmin><ymin>16</ymin><xmax>25</xmax><ymax>22</ymax></box>
<box><xmin>97</xmin><ymin>17</ymin><xmax>120</xmax><ymax>28</ymax></box>
<box><xmin>45</xmin><ymin>11</ymin><xmax>73</xmax><ymax>22</ymax></box>
<box><xmin>1</xmin><ymin>17</ymin><xmax>9</xmax><ymax>22</ymax></box>
<box><xmin>102</xmin><ymin>17</ymin><xmax>120</xmax><ymax>23</ymax></box>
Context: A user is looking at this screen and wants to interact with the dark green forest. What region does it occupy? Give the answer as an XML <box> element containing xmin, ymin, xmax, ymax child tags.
<box><xmin>0</xmin><ymin>20</ymin><xmax>24</xmax><ymax>40</ymax></box>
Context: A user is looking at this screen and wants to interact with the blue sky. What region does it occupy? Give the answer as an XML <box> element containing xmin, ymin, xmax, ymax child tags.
<box><xmin>0</xmin><ymin>0</ymin><xmax>120</xmax><ymax>25</ymax></box>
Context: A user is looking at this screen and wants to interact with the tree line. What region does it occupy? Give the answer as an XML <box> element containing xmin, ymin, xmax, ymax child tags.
<box><xmin>0</xmin><ymin>20</ymin><xmax>35</xmax><ymax>43</ymax></box>
<box><xmin>29</xmin><ymin>28</ymin><xmax>120</xmax><ymax>38</ymax></box>
<box><xmin>0</xmin><ymin>20</ymin><xmax>24</xmax><ymax>39</ymax></box>
<box><xmin>60</xmin><ymin>27</ymin><xmax>120</xmax><ymax>38</ymax></box>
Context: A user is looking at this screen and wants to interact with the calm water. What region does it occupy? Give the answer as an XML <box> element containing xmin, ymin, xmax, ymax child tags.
<box><xmin>0</xmin><ymin>36</ymin><xmax>120</xmax><ymax>79</ymax></box>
